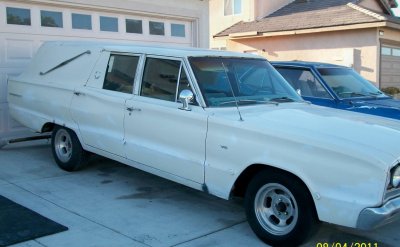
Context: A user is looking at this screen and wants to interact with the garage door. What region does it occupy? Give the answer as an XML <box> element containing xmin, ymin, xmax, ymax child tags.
<box><xmin>380</xmin><ymin>45</ymin><xmax>400</xmax><ymax>89</ymax></box>
<box><xmin>0</xmin><ymin>1</ymin><xmax>194</xmax><ymax>138</ymax></box>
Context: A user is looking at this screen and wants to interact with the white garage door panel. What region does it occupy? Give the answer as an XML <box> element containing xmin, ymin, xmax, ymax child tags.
<box><xmin>6</xmin><ymin>39</ymin><xmax>34</xmax><ymax>62</ymax></box>
<box><xmin>0</xmin><ymin>1</ymin><xmax>196</xmax><ymax>138</ymax></box>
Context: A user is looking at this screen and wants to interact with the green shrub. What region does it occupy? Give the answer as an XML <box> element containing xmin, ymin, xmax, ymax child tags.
<box><xmin>381</xmin><ymin>87</ymin><xmax>400</xmax><ymax>95</ymax></box>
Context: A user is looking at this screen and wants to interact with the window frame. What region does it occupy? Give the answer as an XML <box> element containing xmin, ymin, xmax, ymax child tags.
<box><xmin>100</xmin><ymin>16</ymin><xmax>119</xmax><ymax>32</ymax></box>
<box><xmin>71</xmin><ymin>12</ymin><xmax>92</xmax><ymax>30</ymax></box>
<box><xmin>381</xmin><ymin>46</ymin><xmax>392</xmax><ymax>56</ymax></box>
<box><xmin>381</xmin><ymin>45</ymin><xmax>400</xmax><ymax>57</ymax></box>
<box><xmin>224</xmin><ymin>0</ymin><xmax>242</xmax><ymax>16</ymax></box>
<box><xmin>149</xmin><ymin>21</ymin><xmax>165</xmax><ymax>36</ymax></box>
<box><xmin>392</xmin><ymin>48</ymin><xmax>400</xmax><ymax>57</ymax></box>
<box><xmin>6</xmin><ymin>7</ymin><xmax>31</xmax><ymax>26</ymax></box>
<box><xmin>40</xmin><ymin>10</ymin><xmax>63</xmax><ymax>28</ymax></box>
<box><xmin>171</xmin><ymin>23</ymin><xmax>186</xmax><ymax>37</ymax></box>
<box><xmin>125</xmin><ymin>18</ymin><xmax>143</xmax><ymax>34</ymax></box>
<box><xmin>102</xmin><ymin>53</ymin><xmax>142</xmax><ymax>95</ymax></box>
<box><xmin>138</xmin><ymin>55</ymin><xmax>200</xmax><ymax>104</ymax></box>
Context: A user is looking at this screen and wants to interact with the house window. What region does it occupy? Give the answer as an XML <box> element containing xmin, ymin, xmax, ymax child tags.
<box><xmin>6</xmin><ymin>7</ymin><xmax>31</xmax><ymax>25</ymax></box>
<box><xmin>393</xmin><ymin>48</ymin><xmax>400</xmax><ymax>57</ymax></box>
<box><xmin>171</xmin><ymin>24</ymin><xmax>185</xmax><ymax>37</ymax></box>
<box><xmin>100</xmin><ymin>16</ymin><xmax>118</xmax><ymax>32</ymax></box>
<box><xmin>224</xmin><ymin>0</ymin><xmax>242</xmax><ymax>16</ymax></box>
<box><xmin>41</xmin><ymin>10</ymin><xmax>63</xmax><ymax>28</ymax></box>
<box><xmin>126</xmin><ymin>19</ymin><xmax>142</xmax><ymax>34</ymax></box>
<box><xmin>381</xmin><ymin>47</ymin><xmax>392</xmax><ymax>56</ymax></box>
<box><xmin>72</xmin><ymin>13</ymin><xmax>92</xmax><ymax>30</ymax></box>
<box><xmin>103</xmin><ymin>55</ymin><xmax>139</xmax><ymax>94</ymax></box>
<box><xmin>149</xmin><ymin>21</ymin><xmax>165</xmax><ymax>35</ymax></box>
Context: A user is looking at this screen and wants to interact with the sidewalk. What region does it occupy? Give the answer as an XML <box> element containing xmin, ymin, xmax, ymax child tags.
<box><xmin>0</xmin><ymin>140</ymin><xmax>397</xmax><ymax>247</ymax></box>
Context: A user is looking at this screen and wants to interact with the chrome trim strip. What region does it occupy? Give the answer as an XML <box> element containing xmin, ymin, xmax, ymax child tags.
<box><xmin>384</xmin><ymin>188</ymin><xmax>400</xmax><ymax>202</ymax></box>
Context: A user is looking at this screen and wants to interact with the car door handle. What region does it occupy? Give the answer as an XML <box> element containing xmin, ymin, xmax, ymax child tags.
<box><xmin>126</xmin><ymin>107</ymin><xmax>141</xmax><ymax>112</ymax></box>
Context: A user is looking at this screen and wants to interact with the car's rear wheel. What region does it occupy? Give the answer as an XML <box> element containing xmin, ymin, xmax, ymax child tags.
<box><xmin>51</xmin><ymin>126</ymin><xmax>88</xmax><ymax>171</ymax></box>
<box><xmin>245</xmin><ymin>170</ymin><xmax>318</xmax><ymax>246</ymax></box>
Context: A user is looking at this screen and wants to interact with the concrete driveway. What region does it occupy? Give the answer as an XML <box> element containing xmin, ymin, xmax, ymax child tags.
<box><xmin>0</xmin><ymin>140</ymin><xmax>398</xmax><ymax>247</ymax></box>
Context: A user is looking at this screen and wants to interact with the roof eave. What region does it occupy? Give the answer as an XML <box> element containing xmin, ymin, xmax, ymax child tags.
<box><xmin>228</xmin><ymin>31</ymin><xmax>259</xmax><ymax>38</ymax></box>
<box><xmin>218</xmin><ymin>22</ymin><xmax>390</xmax><ymax>39</ymax></box>
<box><xmin>386</xmin><ymin>21</ymin><xmax>400</xmax><ymax>29</ymax></box>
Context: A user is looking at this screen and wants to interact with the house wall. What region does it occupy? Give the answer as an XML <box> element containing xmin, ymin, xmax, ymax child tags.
<box><xmin>359</xmin><ymin>0</ymin><xmax>385</xmax><ymax>13</ymax></box>
<box><xmin>209</xmin><ymin>0</ymin><xmax>293</xmax><ymax>49</ymax></box>
<box><xmin>380</xmin><ymin>27</ymin><xmax>400</xmax><ymax>44</ymax></box>
<box><xmin>254</xmin><ymin>0</ymin><xmax>294</xmax><ymax>19</ymax></box>
<box><xmin>227</xmin><ymin>28</ymin><xmax>380</xmax><ymax>84</ymax></box>
<box><xmin>379</xmin><ymin>27</ymin><xmax>400</xmax><ymax>88</ymax></box>
<box><xmin>209</xmin><ymin>0</ymin><xmax>254</xmax><ymax>49</ymax></box>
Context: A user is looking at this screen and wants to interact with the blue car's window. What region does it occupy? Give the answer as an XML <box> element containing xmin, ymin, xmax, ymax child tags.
<box><xmin>275</xmin><ymin>68</ymin><xmax>331</xmax><ymax>99</ymax></box>
<box><xmin>317</xmin><ymin>68</ymin><xmax>385</xmax><ymax>99</ymax></box>
<box><xmin>189</xmin><ymin>57</ymin><xmax>301</xmax><ymax>107</ymax></box>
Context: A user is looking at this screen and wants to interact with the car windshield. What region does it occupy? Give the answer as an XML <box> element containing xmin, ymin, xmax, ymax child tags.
<box><xmin>317</xmin><ymin>68</ymin><xmax>386</xmax><ymax>99</ymax></box>
<box><xmin>189</xmin><ymin>57</ymin><xmax>302</xmax><ymax>107</ymax></box>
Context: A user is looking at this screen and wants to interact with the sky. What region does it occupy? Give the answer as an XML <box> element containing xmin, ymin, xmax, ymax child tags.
<box><xmin>393</xmin><ymin>0</ymin><xmax>400</xmax><ymax>16</ymax></box>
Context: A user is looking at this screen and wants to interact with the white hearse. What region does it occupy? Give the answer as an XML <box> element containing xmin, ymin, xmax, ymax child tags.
<box><xmin>7</xmin><ymin>41</ymin><xmax>400</xmax><ymax>246</ymax></box>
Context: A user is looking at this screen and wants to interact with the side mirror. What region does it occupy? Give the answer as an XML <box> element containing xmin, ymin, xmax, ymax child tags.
<box><xmin>179</xmin><ymin>89</ymin><xmax>194</xmax><ymax>111</ymax></box>
<box><xmin>296</xmin><ymin>89</ymin><xmax>302</xmax><ymax>96</ymax></box>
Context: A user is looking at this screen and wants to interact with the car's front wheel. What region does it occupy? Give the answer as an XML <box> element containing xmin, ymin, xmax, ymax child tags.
<box><xmin>245</xmin><ymin>170</ymin><xmax>318</xmax><ymax>246</ymax></box>
<box><xmin>51</xmin><ymin>126</ymin><xmax>89</xmax><ymax>171</ymax></box>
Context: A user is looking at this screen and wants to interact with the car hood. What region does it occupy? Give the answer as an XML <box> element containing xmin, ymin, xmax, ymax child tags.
<box><xmin>346</xmin><ymin>98</ymin><xmax>400</xmax><ymax>120</ymax></box>
<box><xmin>208</xmin><ymin>102</ymin><xmax>400</xmax><ymax>167</ymax></box>
<box><xmin>350</xmin><ymin>97</ymin><xmax>400</xmax><ymax>109</ymax></box>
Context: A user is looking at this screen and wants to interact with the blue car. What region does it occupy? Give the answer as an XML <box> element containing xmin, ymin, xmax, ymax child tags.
<box><xmin>272</xmin><ymin>61</ymin><xmax>400</xmax><ymax>120</ymax></box>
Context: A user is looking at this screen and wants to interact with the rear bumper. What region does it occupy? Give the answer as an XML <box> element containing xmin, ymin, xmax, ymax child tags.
<box><xmin>356</xmin><ymin>197</ymin><xmax>400</xmax><ymax>230</ymax></box>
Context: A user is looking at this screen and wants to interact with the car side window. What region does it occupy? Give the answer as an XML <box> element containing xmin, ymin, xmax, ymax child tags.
<box><xmin>141</xmin><ymin>57</ymin><xmax>182</xmax><ymax>102</ymax></box>
<box><xmin>276</xmin><ymin>68</ymin><xmax>331</xmax><ymax>99</ymax></box>
<box><xmin>103</xmin><ymin>55</ymin><xmax>139</xmax><ymax>94</ymax></box>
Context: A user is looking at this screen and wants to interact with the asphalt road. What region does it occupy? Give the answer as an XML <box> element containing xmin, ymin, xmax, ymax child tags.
<box><xmin>0</xmin><ymin>140</ymin><xmax>398</xmax><ymax>247</ymax></box>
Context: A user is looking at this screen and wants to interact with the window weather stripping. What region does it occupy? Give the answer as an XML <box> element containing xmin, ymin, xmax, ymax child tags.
<box><xmin>39</xmin><ymin>50</ymin><xmax>91</xmax><ymax>76</ymax></box>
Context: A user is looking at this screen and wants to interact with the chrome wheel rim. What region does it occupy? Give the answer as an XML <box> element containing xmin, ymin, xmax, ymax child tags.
<box><xmin>254</xmin><ymin>183</ymin><xmax>298</xmax><ymax>235</ymax></box>
<box><xmin>54</xmin><ymin>129</ymin><xmax>73</xmax><ymax>163</ymax></box>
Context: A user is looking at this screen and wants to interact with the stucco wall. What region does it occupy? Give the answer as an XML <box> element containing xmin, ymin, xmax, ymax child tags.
<box><xmin>380</xmin><ymin>27</ymin><xmax>400</xmax><ymax>44</ymax></box>
<box><xmin>209</xmin><ymin>0</ymin><xmax>254</xmax><ymax>49</ymax></box>
<box><xmin>227</xmin><ymin>28</ymin><xmax>380</xmax><ymax>84</ymax></box>
<box><xmin>254</xmin><ymin>0</ymin><xmax>293</xmax><ymax>19</ymax></box>
<box><xmin>358</xmin><ymin>0</ymin><xmax>385</xmax><ymax>13</ymax></box>
<box><xmin>209</xmin><ymin>0</ymin><xmax>293</xmax><ymax>49</ymax></box>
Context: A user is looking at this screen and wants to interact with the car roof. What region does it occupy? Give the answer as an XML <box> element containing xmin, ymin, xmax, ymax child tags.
<box><xmin>44</xmin><ymin>41</ymin><xmax>264</xmax><ymax>59</ymax></box>
<box><xmin>271</xmin><ymin>61</ymin><xmax>349</xmax><ymax>69</ymax></box>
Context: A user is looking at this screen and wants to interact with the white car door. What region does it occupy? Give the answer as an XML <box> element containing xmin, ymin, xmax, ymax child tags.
<box><xmin>71</xmin><ymin>53</ymin><xmax>141</xmax><ymax>157</ymax></box>
<box><xmin>124</xmin><ymin>56</ymin><xmax>207</xmax><ymax>183</ymax></box>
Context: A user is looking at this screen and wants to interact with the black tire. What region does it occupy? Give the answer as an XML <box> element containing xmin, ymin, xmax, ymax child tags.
<box><xmin>245</xmin><ymin>170</ymin><xmax>319</xmax><ymax>247</ymax></box>
<box><xmin>51</xmin><ymin>126</ymin><xmax>89</xmax><ymax>171</ymax></box>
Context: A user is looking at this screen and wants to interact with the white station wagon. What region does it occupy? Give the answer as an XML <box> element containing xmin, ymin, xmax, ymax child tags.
<box><xmin>8</xmin><ymin>41</ymin><xmax>400</xmax><ymax>246</ymax></box>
